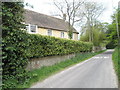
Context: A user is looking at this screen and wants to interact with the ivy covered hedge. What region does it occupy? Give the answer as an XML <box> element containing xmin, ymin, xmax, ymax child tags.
<box><xmin>2</xmin><ymin>2</ymin><xmax>29</xmax><ymax>89</ymax></box>
<box><xmin>27</xmin><ymin>34</ymin><xmax>93</xmax><ymax>58</ymax></box>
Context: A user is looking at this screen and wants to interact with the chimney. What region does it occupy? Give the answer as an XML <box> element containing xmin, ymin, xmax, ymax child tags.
<box><xmin>63</xmin><ymin>14</ymin><xmax>66</xmax><ymax>21</ymax></box>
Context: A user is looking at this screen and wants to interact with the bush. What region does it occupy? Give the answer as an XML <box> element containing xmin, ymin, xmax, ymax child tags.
<box><xmin>106</xmin><ymin>41</ymin><xmax>117</xmax><ymax>49</ymax></box>
<box><xmin>2</xmin><ymin>2</ymin><xmax>29</xmax><ymax>89</ymax></box>
<box><xmin>112</xmin><ymin>47</ymin><xmax>120</xmax><ymax>83</ymax></box>
<box><xmin>27</xmin><ymin>34</ymin><xmax>93</xmax><ymax>58</ymax></box>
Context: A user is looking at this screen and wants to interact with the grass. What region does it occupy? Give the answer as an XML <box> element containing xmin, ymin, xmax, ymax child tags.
<box><xmin>3</xmin><ymin>50</ymin><xmax>106</xmax><ymax>89</ymax></box>
<box><xmin>19</xmin><ymin>50</ymin><xmax>106</xmax><ymax>88</ymax></box>
<box><xmin>112</xmin><ymin>47</ymin><xmax>120</xmax><ymax>83</ymax></box>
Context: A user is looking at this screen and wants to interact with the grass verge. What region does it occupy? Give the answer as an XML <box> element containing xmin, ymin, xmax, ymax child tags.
<box><xmin>112</xmin><ymin>47</ymin><xmax>120</xmax><ymax>84</ymax></box>
<box><xmin>4</xmin><ymin>50</ymin><xmax>106</xmax><ymax>89</ymax></box>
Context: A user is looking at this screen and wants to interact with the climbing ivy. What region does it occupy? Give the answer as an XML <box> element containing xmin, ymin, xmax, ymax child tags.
<box><xmin>2</xmin><ymin>2</ymin><xmax>30</xmax><ymax>89</ymax></box>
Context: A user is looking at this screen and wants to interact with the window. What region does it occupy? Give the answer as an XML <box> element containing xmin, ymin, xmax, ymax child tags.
<box><xmin>26</xmin><ymin>24</ymin><xmax>29</xmax><ymax>32</ymax></box>
<box><xmin>26</xmin><ymin>24</ymin><xmax>37</xmax><ymax>33</ymax></box>
<box><xmin>72</xmin><ymin>33</ymin><xmax>74</xmax><ymax>39</ymax></box>
<box><xmin>48</xmin><ymin>29</ymin><xmax>52</xmax><ymax>36</ymax></box>
<box><xmin>30</xmin><ymin>25</ymin><xmax>37</xmax><ymax>33</ymax></box>
<box><xmin>61</xmin><ymin>32</ymin><xmax>64</xmax><ymax>38</ymax></box>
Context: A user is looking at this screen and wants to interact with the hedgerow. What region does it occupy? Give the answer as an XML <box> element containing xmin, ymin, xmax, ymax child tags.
<box><xmin>27</xmin><ymin>34</ymin><xmax>93</xmax><ymax>58</ymax></box>
<box><xmin>2</xmin><ymin>2</ymin><xmax>29</xmax><ymax>89</ymax></box>
<box><xmin>112</xmin><ymin>47</ymin><xmax>120</xmax><ymax>84</ymax></box>
<box><xmin>2</xmin><ymin>2</ymin><xmax>93</xmax><ymax>89</ymax></box>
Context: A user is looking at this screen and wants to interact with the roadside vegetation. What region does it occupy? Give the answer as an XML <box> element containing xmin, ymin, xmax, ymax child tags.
<box><xmin>112</xmin><ymin>47</ymin><xmax>120</xmax><ymax>83</ymax></box>
<box><xmin>108</xmin><ymin>6</ymin><xmax>120</xmax><ymax>85</ymax></box>
<box><xmin>7</xmin><ymin>50</ymin><xmax>106</xmax><ymax>88</ymax></box>
<box><xmin>2</xmin><ymin>1</ymin><xmax>119</xmax><ymax>89</ymax></box>
<box><xmin>2</xmin><ymin>2</ymin><xmax>92</xmax><ymax>89</ymax></box>
<box><xmin>106</xmin><ymin>8</ymin><xmax>120</xmax><ymax>49</ymax></box>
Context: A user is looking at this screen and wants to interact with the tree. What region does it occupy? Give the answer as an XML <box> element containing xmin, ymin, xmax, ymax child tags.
<box><xmin>53</xmin><ymin>0</ymin><xmax>84</xmax><ymax>39</ymax></box>
<box><xmin>81</xmin><ymin>2</ymin><xmax>105</xmax><ymax>42</ymax></box>
<box><xmin>106</xmin><ymin>8</ymin><xmax>120</xmax><ymax>49</ymax></box>
<box><xmin>80</xmin><ymin>21</ymin><xmax>107</xmax><ymax>47</ymax></box>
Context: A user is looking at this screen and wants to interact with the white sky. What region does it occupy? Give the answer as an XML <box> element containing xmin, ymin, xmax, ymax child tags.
<box><xmin>24</xmin><ymin>0</ymin><xmax>120</xmax><ymax>32</ymax></box>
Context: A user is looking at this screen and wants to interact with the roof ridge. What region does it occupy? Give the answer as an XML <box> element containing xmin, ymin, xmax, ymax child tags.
<box><xmin>24</xmin><ymin>9</ymin><xmax>65</xmax><ymax>22</ymax></box>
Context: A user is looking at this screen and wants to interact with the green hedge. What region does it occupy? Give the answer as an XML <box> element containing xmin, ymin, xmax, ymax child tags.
<box><xmin>3</xmin><ymin>31</ymin><xmax>93</xmax><ymax>77</ymax></box>
<box><xmin>26</xmin><ymin>34</ymin><xmax>93</xmax><ymax>58</ymax></box>
<box><xmin>112</xmin><ymin>47</ymin><xmax>120</xmax><ymax>82</ymax></box>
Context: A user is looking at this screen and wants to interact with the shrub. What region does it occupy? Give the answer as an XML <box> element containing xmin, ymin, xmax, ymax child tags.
<box><xmin>26</xmin><ymin>34</ymin><xmax>93</xmax><ymax>58</ymax></box>
<box><xmin>2</xmin><ymin>2</ymin><xmax>29</xmax><ymax>89</ymax></box>
<box><xmin>106</xmin><ymin>41</ymin><xmax>117</xmax><ymax>49</ymax></box>
<box><xmin>112</xmin><ymin>47</ymin><xmax>120</xmax><ymax>82</ymax></box>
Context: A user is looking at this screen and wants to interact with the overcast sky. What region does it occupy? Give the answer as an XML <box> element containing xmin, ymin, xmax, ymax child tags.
<box><xmin>24</xmin><ymin>0</ymin><xmax>120</xmax><ymax>31</ymax></box>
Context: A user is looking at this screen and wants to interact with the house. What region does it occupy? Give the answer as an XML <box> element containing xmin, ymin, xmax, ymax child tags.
<box><xmin>24</xmin><ymin>9</ymin><xmax>79</xmax><ymax>40</ymax></box>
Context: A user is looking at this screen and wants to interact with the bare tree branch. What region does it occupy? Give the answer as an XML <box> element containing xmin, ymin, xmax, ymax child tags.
<box><xmin>53</xmin><ymin>0</ymin><xmax>64</xmax><ymax>14</ymax></box>
<box><xmin>53</xmin><ymin>0</ymin><xmax>85</xmax><ymax>39</ymax></box>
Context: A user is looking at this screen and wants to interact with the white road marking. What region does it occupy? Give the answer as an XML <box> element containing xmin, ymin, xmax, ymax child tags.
<box><xmin>93</xmin><ymin>56</ymin><xmax>109</xmax><ymax>59</ymax></box>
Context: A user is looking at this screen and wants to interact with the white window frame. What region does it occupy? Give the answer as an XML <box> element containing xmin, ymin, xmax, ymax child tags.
<box><xmin>72</xmin><ymin>33</ymin><xmax>74</xmax><ymax>40</ymax></box>
<box><xmin>61</xmin><ymin>31</ymin><xmax>64</xmax><ymax>38</ymax></box>
<box><xmin>26</xmin><ymin>24</ymin><xmax>38</xmax><ymax>34</ymax></box>
<box><xmin>26</xmin><ymin>24</ymin><xmax>30</xmax><ymax>32</ymax></box>
<box><xmin>48</xmin><ymin>29</ymin><xmax>52</xmax><ymax>36</ymax></box>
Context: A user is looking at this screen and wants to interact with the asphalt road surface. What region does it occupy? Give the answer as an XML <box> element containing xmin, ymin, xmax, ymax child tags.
<box><xmin>31</xmin><ymin>50</ymin><xmax>118</xmax><ymax>88</ymax></box>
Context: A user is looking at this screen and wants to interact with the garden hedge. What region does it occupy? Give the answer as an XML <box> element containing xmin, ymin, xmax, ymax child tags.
<box><xmin>26</xmin><ymin>34</ymin><xmax>93</xmax><ymax>58</ymax></box>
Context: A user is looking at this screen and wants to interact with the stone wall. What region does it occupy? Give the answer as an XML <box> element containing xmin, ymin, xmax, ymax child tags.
<box><xmin>26</xmin><ymin>54</ymin><xmax>75</xmax><ymax>71</ymax></box>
